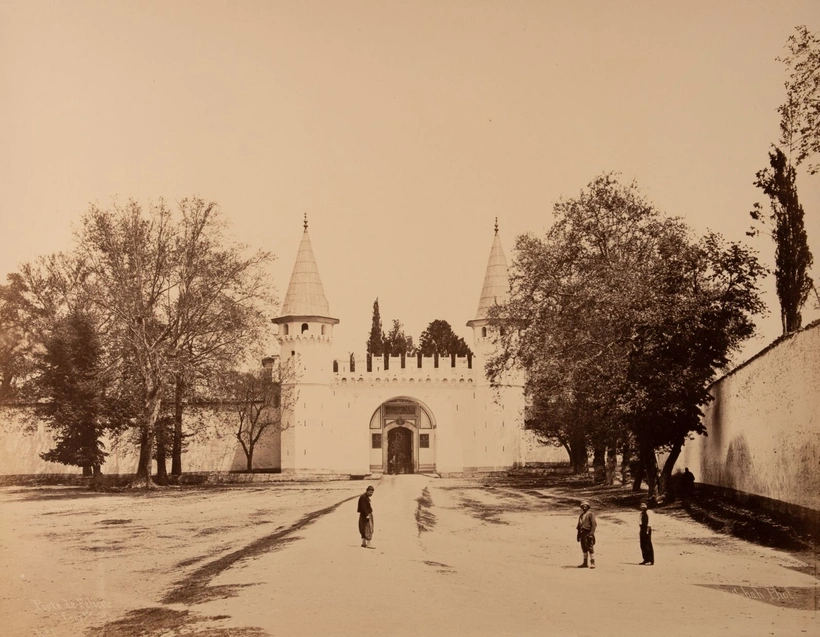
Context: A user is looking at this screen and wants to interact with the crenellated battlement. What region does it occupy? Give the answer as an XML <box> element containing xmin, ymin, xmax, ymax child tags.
<box><xmin>331</xmin><ymin>353</ymin><xmax>477</xmax><ymax>383</ymax></box>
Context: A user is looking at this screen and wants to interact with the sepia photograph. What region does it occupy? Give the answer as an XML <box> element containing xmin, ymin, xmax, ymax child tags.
<box><xmin>0</xmin><ymin>2</ymin><xmax>818</xmax><ymax>636</ymax></box>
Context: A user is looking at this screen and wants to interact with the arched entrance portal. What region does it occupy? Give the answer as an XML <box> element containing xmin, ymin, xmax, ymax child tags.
<box><xmin>369</xmin><ymin>398</ymin><xmax>436</xmax><ymax>475</ymax></box>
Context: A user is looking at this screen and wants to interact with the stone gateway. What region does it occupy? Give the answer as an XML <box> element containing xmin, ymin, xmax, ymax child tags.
<box><xmin>270</xmin><ymin>219</ymin><xmax>530</xmax><ymax>476</ymax></box>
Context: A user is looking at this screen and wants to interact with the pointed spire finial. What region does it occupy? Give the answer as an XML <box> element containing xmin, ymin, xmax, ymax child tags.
<box><xmin>467</xmin><ymin>223</ymin><xmax>509</xmax><ymax>326</ymax></box>
<box><xmin>276</xmin><ymin>222</ymin><xmax>337</xmax><ymax>322</ymax></box>
<box><xmin>494</xmin><ymin>217</ymin><xmax>498</xmax><ymax>235</ymax></box>
<box><xmin>303</xmin><ymin>213</ymin><xmax>308</xmax><ymax>231</ymax></box>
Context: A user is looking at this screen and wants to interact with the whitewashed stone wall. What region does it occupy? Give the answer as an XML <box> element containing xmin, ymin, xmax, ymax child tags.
<box><xmin>0</xmin><ymin>407</ymin><xmax>79</xmax><ymax>475</ymax></box>
<box><xmin>678</xmin><ymin>321</ymin><xmax>820</xmax><ymax>511</ymax></box>
<box><xmin>519</xmin><ymin>431</ymin><xmax>570</xmax><ymax>465</ymax></box>
<box><xmin>0</xmin><ymin>405</ymin><xmax>282</xmax><ymax>476</ymax></box>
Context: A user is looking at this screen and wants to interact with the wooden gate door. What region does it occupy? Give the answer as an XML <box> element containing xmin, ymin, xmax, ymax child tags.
<box><xmin>387</xmin><ymin>427</ymin><xmax>413</xmax><ymax>474</ymax></box>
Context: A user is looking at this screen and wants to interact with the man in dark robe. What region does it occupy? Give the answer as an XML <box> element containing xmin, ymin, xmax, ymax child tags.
<box><xmin>682</xmin><ymin>467</ymin><xmax>696</xmax><ymax>503</ymax></box>
<box><xmin>639</xmin><ymin>502</ymin><xmax>654</xmax><ymax>565</ymax></box>
<box><xmin>357</xmin><ymin>486</ymin><xmax>375</xmax><ymax>548</ymax></box>
<box><xmin>576</xmin><ymin>501</ymin><xmax>597</xmax><ymax>568</ymax></box>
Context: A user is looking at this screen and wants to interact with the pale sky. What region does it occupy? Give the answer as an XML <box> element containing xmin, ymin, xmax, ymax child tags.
<box><xmin>1</xmin><ymin>1</ymin><xmax>818</xmax><ymax>364</ymax></box>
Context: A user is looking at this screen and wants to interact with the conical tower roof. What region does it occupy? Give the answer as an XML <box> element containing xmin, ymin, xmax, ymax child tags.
<box><xmin>275</xmin><ymin>219</ymin><xmax>337</xmax><ymax>322</ymax></box>
<box><xmin>468</xmin><ymin>221</ymin><xmax>509</xmax><ymax>325</ymax></box>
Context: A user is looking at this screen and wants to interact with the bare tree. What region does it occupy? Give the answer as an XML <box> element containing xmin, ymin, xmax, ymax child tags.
<box><xmin>220</xmin><ymin>357</ymin><xmax>297</xmax><ymax>471</ymax></box>
<box><xmin>163</xmin><ymin>198</ymin><xmax>276</xmax><ymax>481</ymax></box>
<box><xmin>777</xmin><ymin>26</ymin><xmax>820</xmax><ymax>174</ymax></box>
<box><xmin>77</xmin><ymin>198</ymin><xmax>274</xmax><ymax>488</ymax></box>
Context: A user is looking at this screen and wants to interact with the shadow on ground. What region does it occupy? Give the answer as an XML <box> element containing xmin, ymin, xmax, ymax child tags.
<box><xmin>477</xmin><ymin>473</ymin><xmax>819</xmax><ymax>576</ymax></box>
<box><xmin>415</xmin><ymin>487</ymin><xmax>437</xmax><ymax>535</ymax></box>
<box><xmin>87</xmin><ymin>607</ymin><xmax>269</xmax><ymax>637</ymax></box>
<box><xmin>700</xmin><ymin>584</ymin><xmax>820</xmax><ymax>611</ymax></box>
<box><xmin>162</xmin><ymin>496</ymin><xmax>357</xmax><ymax>605</ymax></box>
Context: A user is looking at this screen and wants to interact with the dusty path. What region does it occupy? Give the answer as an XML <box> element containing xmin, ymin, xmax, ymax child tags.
<box><xmin>0</xmin><ymin>477</ymin><xmax>817</xmax><ymax>637</ymax></box>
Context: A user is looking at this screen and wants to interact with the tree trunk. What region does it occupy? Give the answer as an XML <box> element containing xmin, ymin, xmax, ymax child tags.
<box><xmin>246</xmin><ymin>447</ymin><xmax>254</xmax><ymax>472</ymax></box>
<box><xmin>132</xmin><ymin>428</ymin><xmax>154</xmax><ymax>488</ymax></box>
<box><xmin>0</xmin><ymin>375</ymin><xmax>12</xmax><ymax>400</ymax></box>
<box><xmin>634</xmin><ymin>429</ymin><xmax>659</xmax><ymax>496</ymax></box>
<box><xmin>592</xmin><ymin>447</ymin><xmax>606</xmax><ymax>484</ymax></box>
<box><xmin>631</xmin><ymin>458</ymin><xmax>644</xmax><ymax>492</ymax></box>
<box><xmin>783</xmin><ymin>302</ymin><xmax>801</xmax><ymax>334</ymax></box>
<box><xmin>620</xmin><ymin>441</ymin><xmax>632</xmax><ymax>485</ymax></box>
<box><xmin>605</xmin><ymin>445</ymin><xmax>617</xmax><ymax>485</ymax></box>
<box><xmin>569</xmin><ymin>430</ymin><xmax>588</xmax><ymax>475</ymax></box>
<box><xmin>155</xmin><ymin>424</ymin><xmax>168</xmax><ymax>486</ymax></box>
<box><xmin>89</xmin><ymin>464</ymin><xmax>105</xmax><ymax>490</ymax></box>
<box><xmin>658</xmin><ymin>438</ymin><xmax>684</xmax><ymax>499</ymax></box>
<box><xmin>562</xmin><ymin>442</ymin><xmax>572</xmax><ymax>465</ymax></box>
<box><xmin>640</xmin><ymin>442</ymin><xmax>659</xmax><ymax>497</ymax></box>
<box><xmin>131</xmin><ymin>385</ymin><xmax>162</xmax><ymax>489</ymax></box>
<box><xmin>573</xmin><ymin>448</ymin><xmax>589</xmax><ymax>475</ymax></box>
<box><xmin>171</xmin><ymin>374</ymin><xmax>184</xmax><ymax>477</ymax></box>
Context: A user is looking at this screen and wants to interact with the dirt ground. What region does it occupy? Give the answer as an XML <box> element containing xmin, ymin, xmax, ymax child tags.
<box><xmin>0</xmin><ymin>475</ymin><xmax>816</xmax><ymax>637</ymax></box>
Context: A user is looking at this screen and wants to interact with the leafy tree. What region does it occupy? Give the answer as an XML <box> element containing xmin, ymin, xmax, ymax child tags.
<box><xmin>0</xmin><ymin>254</ymin><xmax>92</xmax><ymax>402</ymax></box>
<box><xmin>625</xmin><ymin>232</ymin><xmax>766</xmax><ymax>494</ymax></box>
<box><xmin>77</xmin><ymin>198</ymin><xmax>274</xmax><ymax>488</ymax></box>
<box><xmin>489</xmin><ymin>174</ymin><xmax>765</xmax><ymax>496</ymax></box>
<box><xmin>777</xmin><ymin>26</ymin><xmax>820</xmax><ymax>174</ymax></box>
<box><xmin>36</xmin><ymin>311</ymin><xmax>116</xmax><ymax>486</ymax></box>
<box><xmin>525</xmin><ymin>393</ymin><xmax>594</xmax><ymax>475</ymax></box>
<box><xmin>384</xmin><ymin>319</ymin><xmax>416</xmax><ymax>356</ymax></box>
<box><xmin>750</xmin><ymin>147</ymin><xmax>814</xmax><ymax>334</ymax></box>
<box><xmin>219</xmin><ymin>357</ymin><xmax>297</xmax><ymax>471</ymax></box>
<box><xmin>418</xmin><ymin>319</ymin><xmax>472</xmax><ymax>357</ymax></box>
<box><xmin>0</xmin><ymin>275</ymin><xmax>35</xmax><ymax>402</ymax></box>
<box><xmin>366</xmin><ymin>298</ymin><xmax>384</xmax><ymax>356</ymax></box>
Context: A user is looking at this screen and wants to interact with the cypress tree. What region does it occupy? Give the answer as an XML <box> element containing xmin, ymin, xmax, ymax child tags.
<box><xmin>37</xmin><ymin>311</ymin><xmax>109</xmax><ymax>485</ymax></box>
<box><xmin>367</xmin><ymin>298</ymin><xmax>384</xmax><ymax>356</ymax></box>
<box><xmin>751</xmin><ymin>147</ymin><xmax>814</xmax><ymax>333</ymax></box>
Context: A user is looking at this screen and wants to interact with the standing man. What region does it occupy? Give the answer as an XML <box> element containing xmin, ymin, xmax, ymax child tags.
<box><xmin>576</xmin><ymin>501</ymin><xmax>597</xmax><ymax>569</ymax></box>
<box><xmin>682</xmin><ymin>467</ymin><xmax>696</xmax><ymax>504</ymax></box>
<box><xmin>639</xmin><ymin>502</ymin><xmax>654</xmax><ymax>565</ymax></box>
<box><xmin>357</xmin><ymin>485</ymin><xmax>375</xmax><ymax>548</ymax></box>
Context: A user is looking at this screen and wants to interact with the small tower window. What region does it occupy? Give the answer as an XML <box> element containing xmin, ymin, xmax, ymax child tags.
<box><xmin>321</xmin><ymin>325</ymin><xmax>326</xmax><ymax>335</ymax></box>
<box><xmin>283</xmin><ymin>324</ymin><xmax>289</xmax><ymax>336</ymax></box>
<box><xmin>481</xmin><ymin>327</ymin><xmax>487</xmax><ymax>338</ymax></box>
<box><xmin>301</xmin><ymin>323</ymin><xmax>309</xmax><ymax>334</ymax></box>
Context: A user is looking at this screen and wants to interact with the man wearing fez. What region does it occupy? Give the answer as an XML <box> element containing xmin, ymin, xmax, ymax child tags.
<box><xmin>576</xmin><ymin>501</ymin><xmax>597</xmax><ymax>568</ymax></box>
<box><xmin>639</xmin><ymin>502</ymin><xmax>654</xmax><ymax>565</ymax></box>
<box><xmin>357</xmin><ymin>485</ymin><xmax>375</xmax><ymax>548</ymax></box>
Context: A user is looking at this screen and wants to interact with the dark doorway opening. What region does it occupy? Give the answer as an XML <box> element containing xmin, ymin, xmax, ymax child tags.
<box><xmin>387</xmin><ymin>427</ymin><xmax>414</xmax><ymax>474</ymax></box>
